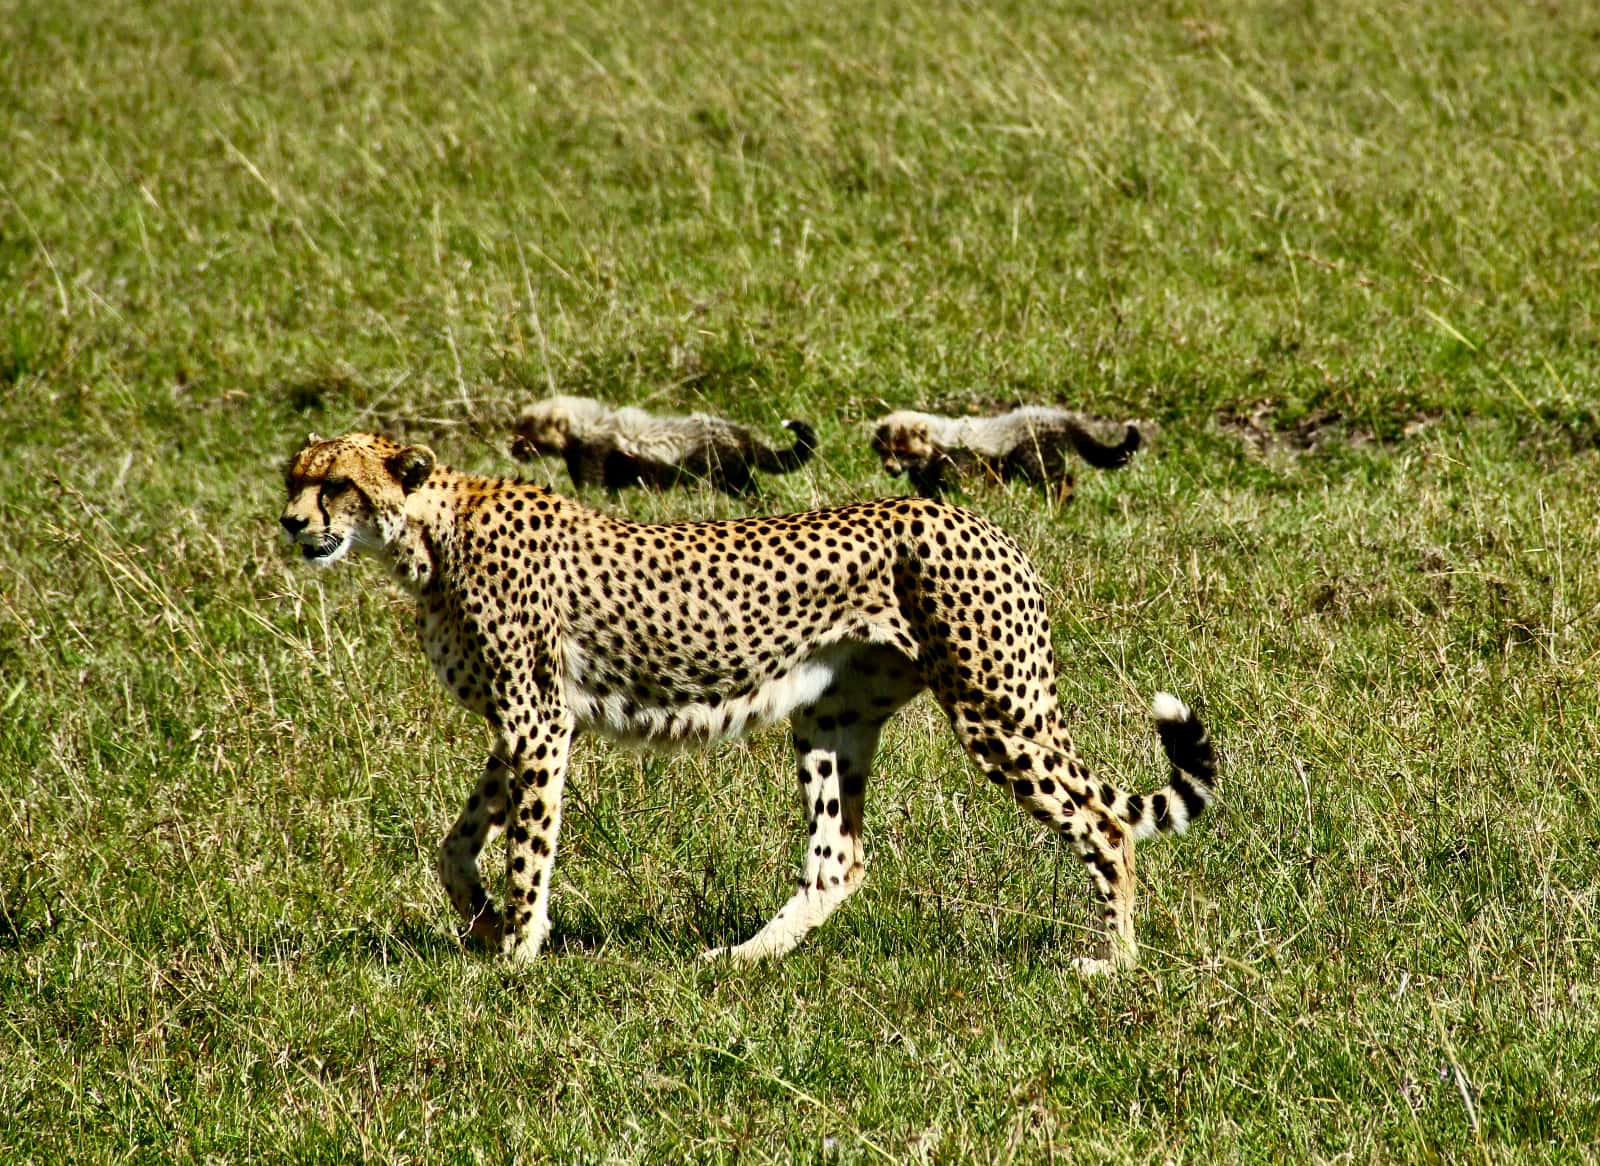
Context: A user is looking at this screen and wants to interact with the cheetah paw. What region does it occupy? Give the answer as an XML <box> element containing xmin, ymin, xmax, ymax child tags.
<box><xmin>699</xmin><ymin>942</ymin><xmax>768</xmax><ymax>965</ymax></box>
<box><xmin>699</xmin><ymin>945</ymin><xmax>751</xmax><ymax>965</ymax></box>
<box><xmin>1070</xmin><ymin>955</ymin><xmax>1117</xmax><ymax>977</ymax></box>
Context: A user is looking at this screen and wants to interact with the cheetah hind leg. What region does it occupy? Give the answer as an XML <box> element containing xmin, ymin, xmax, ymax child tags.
<box><xmin>944</xmin><ymin>710</ymin><xmax>1139</xmax><ymax>975</ymax></box>
<box><xmin>703</xmin><ymin>711</ymin><xmax>886</xmax><ymax>963</ymax></box>
<box><xmin>704</xmin><ymin>659</ymin><xmax>920</xmax><ymax>963</ymax></box>
<box><xmin>1071</xmin><ymin>825</ymin><xmax>1136</xmax><ymax>977</ymax></box>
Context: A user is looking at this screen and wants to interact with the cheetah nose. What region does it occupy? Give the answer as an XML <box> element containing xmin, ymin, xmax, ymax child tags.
<box><xmin>280</xmin><ymin>514</ymin><xmax>309</xmax><ymax>537</ymax></box>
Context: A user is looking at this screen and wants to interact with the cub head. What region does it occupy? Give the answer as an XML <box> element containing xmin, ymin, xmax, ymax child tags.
<box><xmin>510</xmin><ymin>395</ymin><xmax>607</xmax><ymax>462</ymax></box>
<box><xmin>279</xmin><ymin>432</ymin><xmax>435</xmax><ymax>566</ymax></box>
<box><xmin>871</xmin><ymin>411</ymin><xmax>936</xmax><ymax>477</ymax></box>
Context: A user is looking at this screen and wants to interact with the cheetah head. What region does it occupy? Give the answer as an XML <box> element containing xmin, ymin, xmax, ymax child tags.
<box><xmin>510</xmin><ymin>395</ymin><xmax>608</xmax><ymax>462</ymax></box>
<box><xmin>871</xmin><ymin>412</ymin><xmax>936</xmax><ymax>477</ymax></box>
<box><xmin>280</xmin><ymin>432</ymin><xmax>435</xmax><ymax>566</ymax></box>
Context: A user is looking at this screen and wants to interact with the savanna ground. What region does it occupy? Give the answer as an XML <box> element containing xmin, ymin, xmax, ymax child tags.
<box><xmin>4</xmin><ymin>0</ymin><xmax>1600</xmax><ymax>1160</ymax></box>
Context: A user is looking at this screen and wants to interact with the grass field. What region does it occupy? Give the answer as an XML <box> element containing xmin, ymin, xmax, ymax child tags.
<box><xmin>5</xmin><ymin>0</ymin><xmax>1600</xmax><ymax>1159</ymax></box>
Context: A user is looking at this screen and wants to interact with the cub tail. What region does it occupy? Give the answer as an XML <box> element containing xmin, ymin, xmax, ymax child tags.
<box><xmin>1114</xmin><ymin>692</ymin><xmax>1217</xmax><ymax>842</ymax></box>
<box><xmin>1066</xmin><ymin>421</ymin><xmax>1142</xmax><ymax>470</ymax></box>
<box><xmin>755</xmin><ymin>419</ymin><xmax>819</xmax><ymax>474</ymax></box>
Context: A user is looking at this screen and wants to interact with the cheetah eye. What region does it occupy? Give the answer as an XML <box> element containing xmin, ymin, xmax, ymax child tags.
<box><xmin>323</xmin><ymin>477</ymin><xmax>351</xmax><ymax>498</ymax></box>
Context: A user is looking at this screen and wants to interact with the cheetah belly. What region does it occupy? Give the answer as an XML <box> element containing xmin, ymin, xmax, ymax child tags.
<box><xmin>561</xmin><ymin>642</ymin><xmax>851</xmax><ymax>747</ymax></box>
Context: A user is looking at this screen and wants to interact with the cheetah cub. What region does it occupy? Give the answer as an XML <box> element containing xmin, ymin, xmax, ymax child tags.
<box><xmin>511</xmin><ymin>394</ymin><xmax>817</xmax><ymax>495</ymax></box>
<box><xmin>280</xmin><ymin>431</ymin><xmax>1216</xmax><ymax>973</ymax></box>
<box><xmin>871</xmin><ymin>406</ymin><xmax>1142</xmax><ymax>500</ymax></box>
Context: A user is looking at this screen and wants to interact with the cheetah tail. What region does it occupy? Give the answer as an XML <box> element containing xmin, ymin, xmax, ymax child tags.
<box><xmin>1066</xmin><ymin>421</ymin><xmax>1142</xmax><ymax>470</ymax></box>
<box><xmin>756</xmin><ymin>419</ymin><xmax>819</xmax><ymax>474</ymax></box>
<box><xmin>1119</xmin><ymin>692</ymin><xmax>1218</xmax><ymax>842</ymax></box>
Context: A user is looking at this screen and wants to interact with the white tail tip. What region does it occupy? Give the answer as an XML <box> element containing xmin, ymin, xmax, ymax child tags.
<box><xmin>1151</xmin><ymin>691</ymin><xmax>1191</xmax><ymax>722</ymax></box>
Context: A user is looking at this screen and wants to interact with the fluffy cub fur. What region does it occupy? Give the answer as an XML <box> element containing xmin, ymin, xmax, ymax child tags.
<box><xmin>511</xmin><ymin>395</ymin><xmax>817</xmax><ymax>495</ymax></box>
<box><xmin>872</xmin><ymin>407</ymin><xmax>1141</xmax><ymax>500</ymax></box>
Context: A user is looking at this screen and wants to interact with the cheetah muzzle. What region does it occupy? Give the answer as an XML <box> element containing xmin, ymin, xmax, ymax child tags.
<box><xmin>299</xmin><ymin>533</ymin><xmax>347</xmax><ymax>563</ymax></box>
<box><xmin>280</xmin><ymin>431</ymin><xmax>1217</xmax><ymax>973</ymax></box>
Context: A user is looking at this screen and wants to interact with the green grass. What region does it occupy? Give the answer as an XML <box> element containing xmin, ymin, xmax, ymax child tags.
<box><xmin>4</xmin><ymin>0</ymin><xmax>1600</xmax><ymax>1159</ymax></box>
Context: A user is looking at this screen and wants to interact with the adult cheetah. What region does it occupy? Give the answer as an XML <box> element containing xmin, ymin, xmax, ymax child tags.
<box><xmin>279</xmin><ymin>432</ymin><xmax>1216</xmax><ymax>972</ymax></box>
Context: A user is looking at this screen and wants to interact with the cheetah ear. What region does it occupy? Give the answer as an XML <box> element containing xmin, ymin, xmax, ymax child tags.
<box><xmin>387</xmin><ymin>444</ymin><xmax>436</xmax><ymax>493</ymax></box>
<box><xmin>306</xmin><ymin>431</ymin><xmax>325</xmax><ymax>447</ymax></box>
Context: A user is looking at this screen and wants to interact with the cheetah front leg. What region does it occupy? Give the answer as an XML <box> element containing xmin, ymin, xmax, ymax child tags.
<box><xmin>498</xmin><ymin>699</ymin><xmax>576</xmax><ymax>963</ymax></box>
<box><xmin>438</xmin><ymin>752</ymin><xmax>512</xmax><ymax>948</ymax></box>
